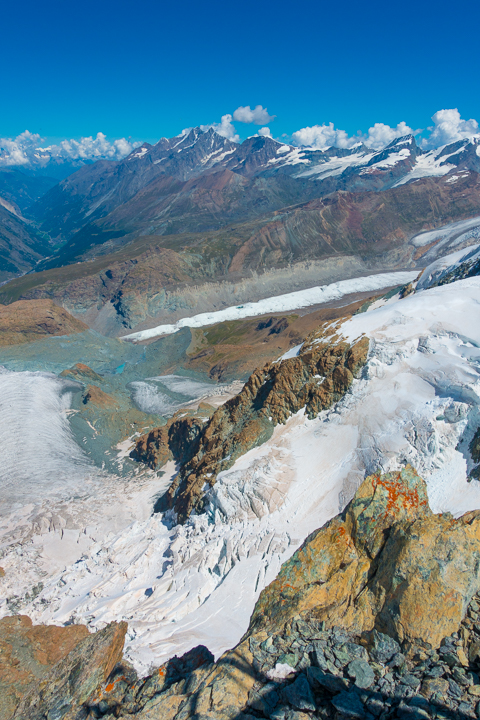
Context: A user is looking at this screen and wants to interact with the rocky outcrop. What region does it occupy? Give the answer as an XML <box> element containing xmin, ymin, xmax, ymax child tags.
<box><xmin>251</xmin><ymin>466</ymin><xmax>480</xmax><ymax>650</ymax></box>
<box><xmin>82</xmin><ymin>384</ymin><xmax>119</xmax><ymax>408</ymax></box>
<box><xmin>471</xmin><ymin>428</ymin><xmax>480</xmax><ymax>480</ymax></box>
<box><xmin>0</xmin><ymin>615</ymin><xmax>89</xmax><ymax>720</ymax></box>
<box><xmin>60</xmin><ymin>362</ymin><xmax>104</xmax><ymax>383</ymax></box>
<box><xmin>13</xmin><ymin>621</ymin><xmax>127</xmax><ymax>720</ymax></box>
<box><xmin>156</xmin><ymin>327</ymin><xmax>369</xmax><ymax>522</ymax></box>
<box><xmin>130</xmin><ymin>408</ymin><xmax>213</xmax><ymax>470</ymax></box>
<box><xmin>0</xmin><ymin>299</ymin><xmax>88</xmax><ymax>346</ymax></box>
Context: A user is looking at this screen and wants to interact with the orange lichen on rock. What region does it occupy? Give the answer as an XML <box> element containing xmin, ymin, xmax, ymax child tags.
<box><xmin>250</xmin><ymin>466</ymin><xmax>480</xmax><ymax>650</ymax></box>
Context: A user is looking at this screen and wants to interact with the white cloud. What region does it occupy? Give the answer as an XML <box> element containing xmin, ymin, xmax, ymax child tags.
<box><xmin>291</xmin><ymin>122</ymin><xmax>358</xmax><ymax>150</ymax></box>
<box><xmin>233</xmin><ymin>105</ymin><xmax>275</xmax><ymax>125</ymax></box>
<box><xmin>209</xmin><ymin>114</ymin><xmax>240</xmax><ymax>142</ymax></box>
<box><xmin>292</xmin><ymin>120</ymin><xmax>418</xmax><ymax>151</ymax></box>
<box><xmin>258</xmin><ymin>127</ymin><xmax>272</xmax><ymax>137</ymax></box>
<box><xmin>0</xmin><ymin>130</ymin><xmax>139</xmax><ymax>168</ymax></box>
<box><xmin>363</xmin><ymin>121</ymin><xmax>417</xmax><ymax>149</ymax></box>
<box><xmin>421</xmin><ymin>108</ymin><xmax>479</xmax><ymax>149</ymax></box>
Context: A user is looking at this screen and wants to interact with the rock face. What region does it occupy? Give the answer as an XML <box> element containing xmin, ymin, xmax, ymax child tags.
<box><xmin>153</xmin><ymin>327</ymin><xmax>369</xmax><ymax>522</ymax></box>
<box><xmin>251</xmin><ymin>466</ymin><xmax>480</xmax><ymax>650</ymax></box>
<box><xmin>130</xmin><ymin>409</ymin><xmax>212</xmax><ymax>470</ymax></box>
<box><xmin>13</xmin><ymin>621</ymin><xmax>127</xmax><ymax>720</ymax></box>
<box><xmin>0</xmin><ymin>299</ymin><xmax>88</xmax><ymax>346</ymax></box>
<box><xmin>0</xmin><ymin>615</ymin><xmax>89</xmax><ymax>720</ymax></box>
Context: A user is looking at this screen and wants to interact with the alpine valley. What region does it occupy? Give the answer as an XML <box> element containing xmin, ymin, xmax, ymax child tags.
<box><xmin>2</xmin><ymin>125</ymin><xmax>480</xmax><ymax>720</ymax></box>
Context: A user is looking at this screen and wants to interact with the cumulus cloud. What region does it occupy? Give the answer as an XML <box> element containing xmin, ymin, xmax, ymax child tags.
<box><xmin>196</xmin><ymin>114</ymin><xmax>240</xmax><ymax>142</ymax></box>
<box><xmin>421</xmin><ymin>108</ymin><xmax>479</xmax><ymax>148</ymax></box>
<box><xmin>233</xmin><ymin>105</ymin><xmax>275</xmax><ymax>125</ymax></box>
<box><xmin>363</xmin><ymin>121</ymin><xmax>417</xmax><ymax>149</ymax></box>
<box><xmin>292</xmin><ymin>120</ymin><xmax>418</xmax><ymax>151</ymax></box>
<box><xmin>258</xmin><ymin>127</ymin><xmax>272</xmax><ymax>137</ymax></box>
<box><xmin>291</xmin><ymin>123</ymin><xmax>358</xmax><ymax>150</ymax></box>
<box><xmin>211</xmin><ymin>114</ymin><xmax>240</xmax><ymax>142</ymax></box>
<box><xmin>0</xmin><ymin>130</ymin><xmax>139</xmax><ymax>167</ymax></box>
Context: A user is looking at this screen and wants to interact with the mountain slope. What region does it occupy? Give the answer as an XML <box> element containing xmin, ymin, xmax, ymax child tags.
<box><xmin>0</xmin><ymin>168</ymin><xmax>57</xmax><ymax>213</ymax></box>
<box><xmin>2</xmin><ymin>171</ymin><xmax>479</xmax><ymax>333</ymax></box>
<box><xmin>0</xmin><ymin>204</ymin><xmax>52</xmax><ymax>282</ymax></box>
<box><xmin>26</xmin><ymin>130</ymin><xmax>480</xmax><ymax>274</ymax></box>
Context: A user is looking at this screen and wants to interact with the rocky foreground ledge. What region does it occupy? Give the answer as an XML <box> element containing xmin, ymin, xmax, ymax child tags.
<box><xmin>3</xmin><ymin>467</ymin><xmax>480</xmax><ymax>720</ymax></box>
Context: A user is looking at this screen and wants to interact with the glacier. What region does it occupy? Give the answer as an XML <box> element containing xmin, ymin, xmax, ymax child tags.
<box><xmin>1</xmin><ymin>276</ymin><xmax>480</xmax><ymax>678</ymax></box>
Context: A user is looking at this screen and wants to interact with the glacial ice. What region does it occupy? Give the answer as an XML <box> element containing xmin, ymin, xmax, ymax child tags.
<box><xmin>0</xmin><ymin>369</ymin><xmax>99</xmax><ymax>511</ymax></box>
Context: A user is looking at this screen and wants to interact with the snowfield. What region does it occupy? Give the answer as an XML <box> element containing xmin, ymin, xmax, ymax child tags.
<box><xmin>1</xmin><ymin>277</ymin><xmax>480</xmax><ymax>675</ymax></box>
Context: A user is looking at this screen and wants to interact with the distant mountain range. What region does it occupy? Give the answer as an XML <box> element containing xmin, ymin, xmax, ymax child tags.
<box><xmin>1</xmin><ymin>127</ymin><xmax>480</xmax><ymax>327</ymax></box>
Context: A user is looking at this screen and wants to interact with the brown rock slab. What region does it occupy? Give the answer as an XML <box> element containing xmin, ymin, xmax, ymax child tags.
<box><xmin>13</xmin><ymin>620</ymin><xmax>127</xmax><ymax>719</ymax></box>
<box><xmin>0</xmin><ymin>615</ymin><xmax>89</xmax><ymax>720</ymax></box>
<box><xmin>0</xmin><ymin>299</ymin><xmax>88</xmax><ymax>346</ymax></box>
<box><xmin>250</xmin><ymin>466</ymin><xmax>480</xmax><ymax>650</ymax></box>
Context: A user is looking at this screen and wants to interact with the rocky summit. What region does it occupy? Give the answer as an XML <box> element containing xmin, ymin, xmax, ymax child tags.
<box><xmin>4</xmin><ymin>467</ymin><xmax>480</xmax><ymax>719</ymax></box>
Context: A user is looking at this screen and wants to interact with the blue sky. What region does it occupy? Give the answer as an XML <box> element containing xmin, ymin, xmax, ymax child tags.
<box><xmin>1</xmin><ymin>0</ymin><xmax>479</xmax><ymax>145</ymax></box>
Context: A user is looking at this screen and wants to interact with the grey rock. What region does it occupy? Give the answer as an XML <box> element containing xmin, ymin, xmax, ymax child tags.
<box><xmin>452</xmin><ymin>666</ymin><xmax>470</xmax><ymax>685</ymax></box>
<box><xmin>296</xmin><ymin>652</ymin><xmax>311</xmax><ymax>672</ymax></box>
<box><xmin>396</xmin><ymin>700</ymin><xmax>431</xmax><ymax>719</ymax></box>
<box><xmin>249</xmin><ymin>683</ymin><xmax>279</xmax><ymax>713</ymax></box>
<box><xmin>283</xmin><ymin>674</ymin><xmax>316</xmax><ymax>712</ymax></box>
<box><xmin>278</xmin><ymin>652</ymin><xmax>299</xmax><ymax>668</ymax></box>
<box><xmin>442</xmin><ymin>652</ymin><xmax>459</xmax><ymax>668</ymax></box>
<box><xmin>334</xmin><ymin>645</ymin><xmax>353</xmax><ymax>666</ymax></box>
<box><xmin>448</xmin><ymin>678</ymin><xmax>463</xmax><ymax>699</ymax></box>
<box><xmin>347</xmin><ymin>659</ymin><xmax>375</xmax><ymax>689</ymax></box>
<box><xmin>311</xmin><ymin>644</ymin><xmax>329</xmax><ymax>671</ymax></box>
<box><xmin>368</xmin><ymin>630</ymin><xmax>401</xmax><ymax>665</ymax></box>
<box><xmin>306</xmin><ymin>666</ymin><xmax>349</xmax><ymax>694</ymax></box>
<box><xmin>424</xmin><ymin>665</ymin><xmax>444</xmax><ymax>678</ymax></box>
<box><xmin>365</xmin><ymin>694</ymin><xmax>385</xmax><ymax>717</ymax></box>
<box><xmin>387</xmin><ymin>652</ymin><xmax>406</xmax><ymax>669</ymax></box>
<box><xmin>457</xmin><ymin>701</ymin><xmax>476</xmax><ymax>718</ymax></box>
<box><xmin>331</xmin><ymin>690</ymin><xmax>366</xmax><ymax>719</ymax></box>
<box><xmin>400</xmin><ymin>674</ymin><xmax>421</xmax><ymax>690</ymax></box>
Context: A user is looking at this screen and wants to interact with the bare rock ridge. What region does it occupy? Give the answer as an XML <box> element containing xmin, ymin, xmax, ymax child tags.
<box><xmin>250</xmin><ymin>466</ymin><xmax>480</xmax><ymax>647</ymax></box>
<box><xmin>0</xmin><ymin>299</ymin><xmax>88</xmax><ymax>346</ymax></box>
<box><xmin>5</xmin><ymin>468</ymin><xmax>480</xmax><ymax>719</ymax></box>
<box><xmin>132</xmin><ymin>322</ymin><xmax>370</xmax><ymax>523</ymax></box>
<box><xmin>0</xmin><ymin>616</ymin><xmax>89</xmax><ymax>719</ymax></box>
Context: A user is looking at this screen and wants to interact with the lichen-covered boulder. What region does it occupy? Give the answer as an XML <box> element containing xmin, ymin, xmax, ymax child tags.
<box><xmin>250</xmin><ymin>466</ymin><xmax>480</xmax><ymax>650</ymax></box>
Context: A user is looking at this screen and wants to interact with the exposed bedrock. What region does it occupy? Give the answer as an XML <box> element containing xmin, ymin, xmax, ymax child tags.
<box><xmin>132</xmin><ymin>324</ymin><xmax>369</xmax><ymax>522</ymax></box>
<box><xmin>0</xmin><ymin>299</ymin><xmax>88</xmax><ymax>346</ymax></box>
<box><xmin>250</xmin><ymin>465</ymin><xmax>480</xmax><ymax>648</ymax></box>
